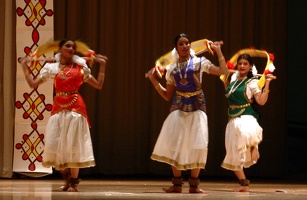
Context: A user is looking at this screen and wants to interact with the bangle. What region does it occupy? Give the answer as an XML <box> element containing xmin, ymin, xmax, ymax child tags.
<box><xmin>218</xmin><ymin>56</ymin><xmax>225</xmax><ymax>62</ymax></box>
<box><xmin>98</xmin><ymin>72</ymin><xmax>105</xmax><ymax>76</ymax></box>
<box><xmin>263</xmin><ymin>89</ymin><xmax>270</xmax><ymax>93</ymax></box>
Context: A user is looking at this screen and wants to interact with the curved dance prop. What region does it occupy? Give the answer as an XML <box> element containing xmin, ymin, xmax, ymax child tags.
<box><xmin>31</xmin><ymin>40</ymin><xmax>60</xmax><ymax>58</ymax></box>
<box><xmin>30</xmin><ymin>40</ymin><xmax>97</xmax><ymax>67</ymax></box>
<box><xmin>220</xmin><ymin>48</ymin><xmax>275</xmax><ymax>89</ymax></box>
<box><xmin>149</xmin><ymin>39</ymin><xmax>223</xmax><ymax>78</ymax></box>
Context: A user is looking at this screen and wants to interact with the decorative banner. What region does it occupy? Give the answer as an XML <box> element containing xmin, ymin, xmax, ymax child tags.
<box><xmin>14</xmin><ymin>0</ymin><xmax>54</xmax><ymax>176</ymax></box>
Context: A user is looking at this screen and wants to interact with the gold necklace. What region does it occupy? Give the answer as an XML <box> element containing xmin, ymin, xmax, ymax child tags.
<box><xmin>177</xmin><ymin>58</ymin><xmax>190</xmax><ymax>85</ymax></box>
<box><xmin>59</xmin><ymin>64</ymin><xmax>73</xmax><ymax>80</ymax></box>
<box><xmin>225</xmin><ymin>77</ymin><xmax>247</xmax><ymax>98</ymax></box>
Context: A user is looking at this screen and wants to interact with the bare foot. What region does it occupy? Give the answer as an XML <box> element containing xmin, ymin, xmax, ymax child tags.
<box><xmin>59</xmin><ymin>169</ymin><xmax>70</xmax><ymax>191</ymax></box>
<box><xmin>67</xmin><ymin>187</ymin><xmax>78</xmax><ymax>192</ymax></box>
<box><xmin>162</xmin><ymin>185</ymin><xmax>182</xmax><ymax>193</ymax></box>
<box><xmin>189</xmin><ymin>187</ymin><xmax>208</xmax><ymax>194</ymax></box>
<box><xmin>232</xmin><ymin>186</ymin><xmax>249</xmax><ymax>192</ymax></box>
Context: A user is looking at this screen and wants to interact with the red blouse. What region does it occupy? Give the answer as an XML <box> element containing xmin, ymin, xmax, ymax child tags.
<box><xmin>51</xmin><ymin>64</ymin><xmax>89</xmax><ymax>124</ymax></box>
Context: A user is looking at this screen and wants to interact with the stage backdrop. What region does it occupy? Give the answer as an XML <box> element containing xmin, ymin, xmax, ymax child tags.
<box><xmin>51</xmin><ymin>0</ymin><xmax>287</xmax><ymax>178</ymax></box>
<box><xmin>14</xmin><ymin>0</ymin><xmax>54</xmax><ymax>176</ymax></box>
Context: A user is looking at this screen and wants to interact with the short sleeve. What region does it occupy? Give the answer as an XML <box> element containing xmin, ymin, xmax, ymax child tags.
<box><xmin>165</xmin><ymin>56</ymin><xmax>213</xmax><ymax>85</ymax></box>
<box><xmin>83</xmin><ymin>65</ymin><xmax>92</xmax><ymax>82</ymax></box>
<box><xmin>246</xmin><ymin>79</ymin><xmax>261</xmax><ymax>99</ymax></box>
<box><xmin>38</xmin><ymin>63</ymin><xmax>58</xmax><ymax>81</ymax></box>
<box><xmin>199</xmin><ymin>56</ymin><xmax>213</xmax><ymax>74</ymax></box>
<box><xmin>165</xmin><ymin>64</ymin><xmax>176</xmax><ymax>85</ymax></box>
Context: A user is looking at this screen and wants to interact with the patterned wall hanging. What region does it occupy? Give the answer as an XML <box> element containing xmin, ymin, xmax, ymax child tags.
<box><xmin>14</xmin><ymin>0</ymin><xmax>54</xmax><ymax>176</ymax></box>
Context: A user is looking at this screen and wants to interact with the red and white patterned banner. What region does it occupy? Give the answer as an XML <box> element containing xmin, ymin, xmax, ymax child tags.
<box><xmin>14</xmin><ymin>0</ymin><xmax>54</xmax><ymax>176</ymax></box>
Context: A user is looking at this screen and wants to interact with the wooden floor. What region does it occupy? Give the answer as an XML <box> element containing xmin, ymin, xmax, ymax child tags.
<box><xmin>1</xmin><ymin>178</ymin><xmax>307</xmax><ymax>200</ymax></box>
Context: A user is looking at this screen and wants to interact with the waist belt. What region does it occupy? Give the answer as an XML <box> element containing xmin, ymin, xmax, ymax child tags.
<box><xmin>229</xmin><ymin>103</ymin><xmax>250</xmax><ymax>109</ymax></box>
<box><xmin>176</xmin><ymin>89</ymin><xmax>202</xmax><ymax>98</ymax></box>
<box><xmin>56</xmin><ymin>91</ymin><xmax>78</xmax><ymax>96</ymax></box>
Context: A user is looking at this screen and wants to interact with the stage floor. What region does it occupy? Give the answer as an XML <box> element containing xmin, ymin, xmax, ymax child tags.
<box><xmin>0</xmin><ymin>178</ymin><xmax>307</xmax><ymax>200</ymax></box>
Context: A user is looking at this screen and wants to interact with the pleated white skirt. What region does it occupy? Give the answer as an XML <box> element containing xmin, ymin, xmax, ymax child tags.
<box><xmin>151</xmin><ymin>110</ymin><xmax>208</xmax><ymax>170</ymax></box>
<box><xmin>221</xmin><ymin>115</ymin><xmax>262</xmax><ymax>171</ymax></box>
<box><xmin>42</xmin><ymin>110</ymin><xmax>95</xmax><ymax>170</ymax></box>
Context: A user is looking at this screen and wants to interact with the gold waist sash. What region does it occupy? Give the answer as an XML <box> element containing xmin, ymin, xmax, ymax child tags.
<box><xmin>176</xmin><ymin>89</ymin><xmax>202</xmax><ymax>98</ymax></box>
<box><xmin>56</xmin><ymin>91</ymin><xmax>78</xmax><ymax>96</ymax></box>
<box><xmin>229</xmin><ymin>103</ymin><xmax>250</xmax><ymax>109</ymax></box>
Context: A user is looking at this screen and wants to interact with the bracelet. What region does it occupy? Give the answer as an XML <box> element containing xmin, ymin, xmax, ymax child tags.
<box><xmin>263</xmin><ymin>89</ymin><xmax>270</xmax><ymax>93</ymax></box>
<box><xmin>98</xmin><ymin>72</ymin><xmax>105</xmax><ymax>76</ymax></box>
<box><xmin>218</xmin><ymin>56</ymin><xmax>225</xmax><ymax>62</ymax></box>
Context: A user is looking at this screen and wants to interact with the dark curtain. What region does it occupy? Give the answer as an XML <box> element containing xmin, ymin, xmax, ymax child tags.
<box><xmin>52</xmin><ymin>0</ymin><xmax>287</xmax><ymax>177</ymax></box>
<box><xmin>286</xmin><ymin>0</ymin><xmax>307</xmax><ymax>177</ymax></box>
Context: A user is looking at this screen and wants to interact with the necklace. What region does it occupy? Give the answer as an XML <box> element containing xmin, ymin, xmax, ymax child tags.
<box><xmin>225</xmin><ymin>77</ymin><xmax>247</xmax><ymax>98</ymax></box>
<box><xmin>177</xmin><ymin>59</ymin><xmax>190</xmax><ymax>85</ymax></box>
<box><xmin>59</xmin><ymin>64</ymin><xmax>73</xmax><ymax>80</ymax></box>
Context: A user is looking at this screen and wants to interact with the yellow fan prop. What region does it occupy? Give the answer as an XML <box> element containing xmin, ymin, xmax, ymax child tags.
<box><xmin>154</xmin><ymin>39</ymin><xmax>218</xmax><ymax>78</ymax></box>
<box><xmin>31</xmin><ymin>40</ymin><xmax>60</xmax><ymax>58</ymax></box>
<box><xmin>31</xmin><ymin>40</ymin><xmax>96</xmax><ymax>67</ymax></box>
<box><xmin>220</xmin><ymin>48</ymin><xmax>275</xmax><ymax>89</ymax></box>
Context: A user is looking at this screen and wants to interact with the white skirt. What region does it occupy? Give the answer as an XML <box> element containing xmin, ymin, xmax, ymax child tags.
<box><xmin>151</xmin><ymin>110</ymin><xmax>208</xmax><ymax>170</ymax></box>
<box><xmin>42</xmin><ymin>110</ymin><xmax>95</xmax><ymax>170</ymax></box>
<box><xmin>221</xmin><ymin>115</ymin><xmax>262</xmax><ymax>171</ymax></box>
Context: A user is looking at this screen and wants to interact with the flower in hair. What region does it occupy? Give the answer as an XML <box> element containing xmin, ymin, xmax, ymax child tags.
<box><xmin>171</xmin><ymin>48</ymin><xmax>196</xmax><ymax>62</ymax></box>
<box><xmin>55</xmin><ymin>53</ymin><xmax>61</xmax><ymax>62</ymax></box>
<box><xmin>171</xmin><ymin>48</ymin><xmax>179</xmax><ymax>61</ymax></box>
<box><xmin>190</xmin><ymin>49</ymin><xmax>196</xmax><ymax>57</ymax></box>
<box><xmin>252</xmin><ymin>65</ymin><xmax>258</xmax><ymax>76</ymax></box>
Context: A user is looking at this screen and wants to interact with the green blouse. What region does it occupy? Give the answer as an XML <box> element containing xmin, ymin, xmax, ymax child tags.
<box><xmin>226</xmin><ymin>78</ymin><xmax>259</xmax><ymax>120</ymax></box>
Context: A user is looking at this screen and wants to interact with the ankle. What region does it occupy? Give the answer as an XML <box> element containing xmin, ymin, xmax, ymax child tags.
<box><xmin>172</xmin><ymin>176</ymin><xmax>183</xmax><ymax>186</ymax></box>
<box><xmin>188</xmin><ymin>177</ymin><xmax>199</xmax><ymax>187</ymax></box>
<box><xmin>162</xmin><ymin>176</ymin><xmax>183</xmax><ymax>193</ymax></box>
<box><xmin>67</xmin><ymin>178</ymin><xmax>81</xmax><ymax>192</ymax></box>
<box><xmin>239</xmin><ymin>179</ymin><xmax>250</xmax><ymax>186</ymax></box>
<box><xmin>188</xmin><ymin>177</ymin><xmax>207</xmax><ymax>194</ymax></box>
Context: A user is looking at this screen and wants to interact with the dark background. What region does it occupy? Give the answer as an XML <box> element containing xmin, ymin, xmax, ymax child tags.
<box><xmin>40</xmin><ymin>0</ymin><xmax>306</xmax><ymax>180</ymax></box>
<box><xmin>286</xmin><ymin>0</ymin><xmax>307</xmax><ymax>179</ymax></box>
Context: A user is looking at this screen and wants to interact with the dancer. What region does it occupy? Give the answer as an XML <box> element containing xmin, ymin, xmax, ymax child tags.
<box><xmin>221</xmin><ymin>53</ymin><xmax>276</xmax><ymax>192</ymax></box>
<box><xmin>146</xmin><ymin>33</ymin><xmax>228</xmax><ymax>193</ymax></box>
<box><xmin>20</xmin><ymin>39</ymin><xmax>108</xmax><ymax>192</ymax></box>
